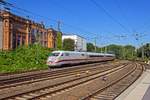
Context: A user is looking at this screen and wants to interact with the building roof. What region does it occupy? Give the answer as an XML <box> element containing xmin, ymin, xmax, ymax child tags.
<box><xmin>62</xmin><ymin>34</ymin><xmax>86</xmax><ymax>39</ymax></box>
<box><xmin>1</xmin><ymin>10</ymin><xmax>46</xmax><ymax>28</ymax></box>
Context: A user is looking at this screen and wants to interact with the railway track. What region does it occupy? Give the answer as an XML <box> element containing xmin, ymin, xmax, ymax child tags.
<box><xmin>0</xmin><ymin>62</ymin><xmax>139</xmax><ymax>100</ymax></box>
<box><xmin>82</xmin><ymin>63</ymin><xmax>143</xmax><ymax>100</ymax></box>
<box><xmin>0</xmin><ymin>61</ymin><xmax>144</xmax><ymax>100</ymax></box>
<box><xmin>31</xmin><ymin>63</ymin><xmax>139</xmax><ymax>100</ymax></box>
<box><xmin>0</xmin><ymin>62</ymin><xmax>116</xmax><ymax>85</ymax></box>
<box><xmin>0</xmin><ymin>62</ymin><xmax>127</xmax><ymax>100</ymax></box>
<box><xmin>0</xmin><ymin>61</ymin><xmax>126</xmax><ymax>89</ymax></box>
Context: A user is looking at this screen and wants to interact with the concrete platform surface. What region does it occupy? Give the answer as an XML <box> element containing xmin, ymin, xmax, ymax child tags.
<box><xmin>115</xmin><ymin>70</ymin><xmax>150</xmax><ymax>100</ymax></box>
<box><xmin>142</xmin><ymin>86</ymin><xmax>150</xmax><ymax>100</ymax></box>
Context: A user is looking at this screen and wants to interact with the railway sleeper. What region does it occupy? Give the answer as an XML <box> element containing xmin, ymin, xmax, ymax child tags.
<box><xmin>43</xmin><ymin>63</ymin><xmax>134</xmax><ymax>99</ymax></box>
<box><xmin>95</xmin><ymin>93</ymin><xmax>117</xmax><ymax>97</ymax></box>
<box><xmin>88</xmin><ymin>67</ymin><xmax>142</xmax><ymax>100</ymax></box>
<box><xmin>92</xmin><ymin>96</ymin><xmax>114</xmax><ymax>100</ymax></box>
<box><xmin>22</xmin><ymin>95</ymin><xmax>33</xmax><ymax>99</ymax></box>
<box><xmin>15</xmin><ymin>97</ymin><xmax>27</xmax><ymax>100</ymax></box>
<box><xmin>1</xmin><ymin>63</ymin><xmax>136</xmax><ymax>100</ymax></box>
<box><xmin>94</xmin><ymin>71</ymin><xmax>142</xmax><ymax>100</ymax></box>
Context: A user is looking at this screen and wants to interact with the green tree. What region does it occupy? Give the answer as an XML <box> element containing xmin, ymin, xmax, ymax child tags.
<box><xmin>98</xmin><ymin>44</ymin><xmax>136</xmax><ymax>60</ymax></box>
<box><xmin>124</xmin><ymin>45</ymin><xmax>136</xmax><ymax>60</ymax></box>
<box><xmin>63</xmin><ymin>38</ymin><xmax>75</xmax><ymax>51</ymax></box>
<box><xmin>145</xmin><ymin>43</ymin><xmax>150</xmax><ymax>58</ymax></box>
<box><xmin>137</xmin><ymin>43</ymin><xmax>150</xmax><ymax>59</ymax></box>
<box><xmin>104</xmin><ymin>44</ymin><xmax>122</xmax><ymax>59</ymax></box>
<box><xmin>87</xmin><ymin>43</ymin><xmax>95</xmax><ymax>52</ymax></box>
<box><xmin>56</xmin><ymin>31</ymin><xmax>62</xmax><ymax>50</ymax></box>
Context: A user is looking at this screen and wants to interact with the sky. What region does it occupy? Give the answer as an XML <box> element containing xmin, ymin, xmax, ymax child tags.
<box><xmin>3</xmin><ymin>0</ymin><xmax>150</xmax><ymax>47</ymax></box>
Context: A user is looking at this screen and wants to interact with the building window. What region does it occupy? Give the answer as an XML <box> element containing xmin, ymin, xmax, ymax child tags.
<box><xmin>22</xmin><ymin>35</ymin><xmax>26</xmax><ymax>45</ymax></box>
<box><xmin>5</xmin><ymin>20</ymin><xmax>8</xmax><ymax>27</ymax></box>
<box><xmin>44</xmin><ymin>32</ymin><xmax>47</xmax><ymax>39</ymax></box>
<box><xmin>28</xmin><ymin>32</ymin><xmax>31</xmax><ymax>44</ymax></box>
<box><xmin>12</xmin><ymin>33</ymin><xmax>16</xmax><ymax>49</ymax></box>
<box><xmin>17</xmin><ymin>34</ymin><xmax>21</xmax><ymax>47</ymax></box>
<box><xmin>44</xmin><ymin>41</ymin><xmax>47</xmax><ymax>47</ymax></box>
<box><xmin>31</xmin><ymin>29</ymin><xmax>36</xmax><ymax>44</ymax></box>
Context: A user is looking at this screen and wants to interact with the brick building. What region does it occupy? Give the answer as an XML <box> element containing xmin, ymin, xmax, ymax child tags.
<box><xmin>0</xmin><ymin>10</ymin><xmax>57</xmax><ymax>50</ymax></box>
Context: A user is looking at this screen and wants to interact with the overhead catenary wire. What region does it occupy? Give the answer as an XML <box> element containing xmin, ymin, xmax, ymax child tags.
<box><xmin>0</xmin><ymin>0</ymin><xmax>98</xmax><ymax>42</ymax></box>
<box><xmin>113</xmin><ymin>0</ymin><xmax>134</xmax><ymax>32</ymax></box>
<box><xmin>2</xmin><ymin>0</ymin><xmax>110</xmax><ymax>42</ymax></box>
<box><xmin>1</xmin><ymin>0</ymin><xmax>133</xmax><ymax>46</ymax></box>
<box><xmin>112</xmin><ymin>0</ymin><xmax>148</xmax><ymax>42</ymax></box>
<box><xmin>0</xmin><ymin>0</ymin><xmax>115</xmax><ymax>44</ymax></box>
<box><xmin>89</xmin><ymin>0</ymin><xmax>131</xmax><ymax>33</ymax></box>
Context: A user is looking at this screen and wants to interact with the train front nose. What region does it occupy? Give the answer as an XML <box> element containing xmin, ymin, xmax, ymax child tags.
<box><xmin>47</xmin><ymin>57</ymin><xmax>56</xmax><ymax>65</ymax></box>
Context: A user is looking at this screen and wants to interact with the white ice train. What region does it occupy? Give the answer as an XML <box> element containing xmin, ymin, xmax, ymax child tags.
<box><xmin>47</xmin><ymin>51</ymin><xmax>115</xmax><ymax>67</ymax></box>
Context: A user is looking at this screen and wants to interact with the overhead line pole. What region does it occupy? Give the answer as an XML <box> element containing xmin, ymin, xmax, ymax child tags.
<box><xmin>135</xmin><ymin>33</ymin><xmax>145</xmax><ymax>60</ymax></box>
<box><xmin>141</xmin><ymin>43</ymin><xmax>144</xmax><ymax>60</ymax></box>
<box><xmin>94</xmin><ymin>37</ymin><xmax>97</xmax><ymax>52</ymax></box>
<box><xmin>57</xmin><ymin>20</ymin><xmax>61</xmax><ymax>31</ymax></box>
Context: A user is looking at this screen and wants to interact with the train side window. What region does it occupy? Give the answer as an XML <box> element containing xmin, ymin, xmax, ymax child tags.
<box><xmin>81</xmin><ymin>54</ymin><xmax>85</xmax><ymax>56</ymax></box>
<box><xmin>65</xmin><ymin>53</ymin><xmax>69</xmax><ymax>56</ymax></box>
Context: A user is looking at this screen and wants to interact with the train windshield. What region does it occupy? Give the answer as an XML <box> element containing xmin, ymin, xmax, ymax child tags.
<box><xmin>49</xmin><ymin>53</ymin><xmax>60</xmax><ymax>56</ymax></box>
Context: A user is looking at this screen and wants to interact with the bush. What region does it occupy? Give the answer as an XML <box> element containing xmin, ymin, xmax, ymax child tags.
<box><xmin>0</xmin><ymin>44</ymin><xmax>53</xmax><ymax>73</ymax></box>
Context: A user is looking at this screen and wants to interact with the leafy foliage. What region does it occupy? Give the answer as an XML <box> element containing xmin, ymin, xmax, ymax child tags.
<box><xmin>88</xmin><ymin>43</ymin><xmax>137</xmax><ymax>60</ymax></box>
<box><xmin>0</xmin><ymin>44</ymin><xmax>53</xmax><ymax>73</ymax></box>
<box><xmin>63</xmin><ymin>38</ymin><xmax>75</xmax><ymax>51</ymax></box>
<box><xmin>104</xmin><ymin>44</ymin><xmax>122</xmax><ymax>59</ymax></box>
<box><xmin>124</xmin><ymin>45</ymin><xmax>136</xmax><ymax>60</ymax></box>
<box><xmin>56</xmin><ymin>31</ymin><xmax>62</xmax><ymax>50</ymax></box>
<box><xmin>87</xmin><ymin>43</ymin><xmax>95</xmax><ymax>52</ymax></box>
<box><xmin>137</xmin><ymin>43</ymin><xmax>150</xmax><ymax>59</ymax></box>
<box><xmin>100</xmin><ymin>44</ymin><xmax>136</xmax><ymax>60</ymax></box>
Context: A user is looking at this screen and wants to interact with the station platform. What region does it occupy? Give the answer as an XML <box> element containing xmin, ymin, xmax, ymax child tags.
<box><xmin>115</xmin><ymin>70</ymin><xmax>150</xmax><ymax>100</ymax></box>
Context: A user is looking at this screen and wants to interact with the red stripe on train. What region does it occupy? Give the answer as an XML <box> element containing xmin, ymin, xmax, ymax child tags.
<box><xmin>55</xmin><ymin>59</ymin><xmax>90</xmax><ymax>63</ymax></box>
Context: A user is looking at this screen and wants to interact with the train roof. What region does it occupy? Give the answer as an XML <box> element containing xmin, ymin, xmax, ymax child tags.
<box><xmin>52</xmin><ymin>50</ymin><xmax>115</xmax><ymax>56</ymax></box>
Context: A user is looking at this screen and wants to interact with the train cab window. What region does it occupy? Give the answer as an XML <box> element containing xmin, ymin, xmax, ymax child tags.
<box><xmin>50</xmin><ymin>53</ymin><xmax>60</xmax><ymax>56</ymax></box>
<box><xmin>61</xmin><ymin>53</ymin><xmax>64</xmax><ymax>56</ymax></box>
<box><xmin>65</xmin><ymin>53</ymin><xmax>69</xmax><ymax>56</ymax></box>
